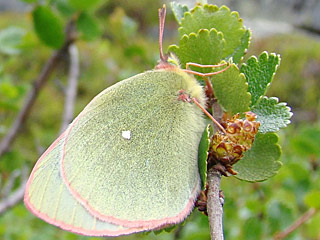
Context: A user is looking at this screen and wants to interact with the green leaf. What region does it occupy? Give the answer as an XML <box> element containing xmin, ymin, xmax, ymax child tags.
<box><xmin>179</xmin><ymin>4</ymin><xmax>246</xmax><ymax>60</ymax></box>
<box><xmin>240</xmin><ymin>51</ymin><xmax>280</xmax><ymax>106</ymax></box>
<box><xmin>77</xmin><ymin>12</ymin><xmax>101</xmax><ymax>41</ymax></box>
<box><xmin>55</xmin><ymin>0</ymin><xmax>75</xmax><ymax>17</ymax></box>
<box><xmin>170</xmin><ymin>1</ymin><xmax>189</xmax><ymax>25</ymax></box>
<box><xmin>0</xmin><ymin>82</ymin><xmax>20</xmax><ymax>99</ymax></box>
<box><xmin>0</xmin><ymin>75</ymin><xmax>25</xmax><ymax>111</ymax></box>
<box><xmin>198</xmin><ymin>125</ymin><xmax>210</xmax><ymax>189</ymax></box>
<box><xmin>305</xmin><ymin>214</ymin><xmax>320</xmax><ymax>239</ymax></box>
<box><xmin>107</xmin><ymin>8</ymin><xmax>138</xmax><ymax>43</ymax></box>
<box><xmin>0</xmin><ymin>27</ymin><xmax>26</xmax><ymax>55</ymax></box>
<box><xmin>210</xmin><ymin>63</ymin><xmax>251</xmax><ymax>114</ymax></box>
<box><xmin>305</xmin><ymin>191</ymin><xmax>320</xmax><ymax>209</ymax></box>
<box><xmin>153</xmin><ymin>224</ymin><xmax>177</xmax><ymax>235</ymax></box>
<box><xmin>234</xmin><ymin>132</ymin><xmax>282</xmax><ymax>182</ymax></box>
<box><xmin>32</xmin><ymin>6</ymin><xmax>65</xmax><ymax>49</ymax></box>
<box><xmin>68</xmin><ymin>0</ymin><xmax>103</xmax><ymax>11</ymax></box>
<box><xmin>20</xmin><ymin>0</ymin><xmax>37</xmax><ymax>3</ymax></box>
<box><xmin>227</xmin><ymin>29</ymin><xmax>251</xmax><ymax>63</ymax></box>
<box><xmin>243</xmin><ymin>217</ymin><xmax>263</xmax><ymax>240</ymax></box>
<box><xmin>267</xmin><ymin>200</ymin><xmax>294</xmax><ymax>234</ymax></box>
<box><xmin>168</xmin><ymin>28</ymin><xmax>225</xmax><ymax>71</ymax></box>
<box><xmin>251</xmin><ymin>97</ymin><xmax>292</xmax><ymax>133</ymax></box>
<box><xmin>290</xmin><ymin>126</ymin><xmax>320</xmax><ymax>157</ymax></box>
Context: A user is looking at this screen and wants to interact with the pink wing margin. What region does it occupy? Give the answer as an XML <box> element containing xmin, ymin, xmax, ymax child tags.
<box><xmin>24</xmin><ymin>130</ymin><xmax>148</xmax><ymax>236</ymax></box>
<box><xmin>60</xmin><ymin>111</ymin><xmax>201</xmax><ymax>229</ymax></box>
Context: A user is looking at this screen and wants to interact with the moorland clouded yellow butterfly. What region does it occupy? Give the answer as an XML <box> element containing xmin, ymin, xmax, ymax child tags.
<box><xmin>24</xmin><ymin>5</ymin><xmax>229</xmax><ymax>236</ymax></box>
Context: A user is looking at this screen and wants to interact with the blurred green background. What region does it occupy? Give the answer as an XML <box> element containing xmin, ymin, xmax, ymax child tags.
<box><xmin>0</xmin><ymin>0</ymin><xmax>320</xmax><ymax>239</ymax></box>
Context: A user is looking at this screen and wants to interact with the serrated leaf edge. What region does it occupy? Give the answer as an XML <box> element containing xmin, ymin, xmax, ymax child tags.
<box><xmin>211</xmin><ymin>63</ymin><xmax>251</xmax><ymax>114</ymax></box>
<box><xmin>253</xmin><ymin>96</ymin><xmax>293</xmax><ymax>133</ymax></box>
<box><xmin>170</xmin><ymin>1</ymin><xmax>189</xmax><ymax>25</ymax></box>
<box><xmin>226</xmin><ymin>28</ymin><xmax>252</xmax><ymax>63</ymax></box>
<box><xmin>168</xmin><ymin>28</ymin><xmax>225</xmax><ymax>69</ymax></box>
<box><xmin>180</xmin><ymin>4</ymin><xmax>241</xmax><ymax>35</ymax></box>
<box><xmin>235</xmin><ymin>133</ymin><xmax>282</xmax><ymax>182</ymax></box>
<box><xmin>241</xmin><ymin>51</ymin><xmax>281</xmax><ymax>106</ymax></box>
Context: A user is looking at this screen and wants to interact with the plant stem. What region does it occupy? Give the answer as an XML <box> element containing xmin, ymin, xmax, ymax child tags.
<box><xmin>59</xmin><ymin>44</ymin><xmax>79</xmax><ymax>133</ymax></box>
<box><xmin>0</xmin><ymin>166</ymin><xmax>28</xmax><ymax>214</ymax></box>
<box><xmin>273</xmin><ymin>208</ymin><xmax>317</xmax><ymax>240</ymax></box>
<box><xmin>207</xmin><ymin>167</ymin><xmax>224</xmax><ymax>240</ymax></box>
<box><xmin>0</xmin><ymin>27</ymin><xmax>78</xmax><ymax>216</ymax></box>
<box><xmin>0</xmin><ymin>21</ymin><xmax>76</xmax><ymax>159</ymax></box>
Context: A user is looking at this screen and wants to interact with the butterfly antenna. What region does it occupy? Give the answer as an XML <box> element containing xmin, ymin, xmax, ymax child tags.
<box><xmin>158</xmin><ymin>4</ymin><xmax>167</xmax><ymax>62</ymax></box>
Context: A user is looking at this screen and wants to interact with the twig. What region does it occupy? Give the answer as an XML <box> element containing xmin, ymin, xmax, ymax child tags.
<box><xmin>0</xmin><ymin>166</ymin><xmax>28</xmax><ymax>214</ymax></box>
<box><xmin>0</xmin><ymin>180</ymin><xmax>27</xmax><ymax>214</ymax></box>
<box><xmin>34</xmin><ymin>138</ymin><xmax>45</xmax><ymax>156</ymax></box>
<box><xmin>0</xmin><ymin>43</ymin><xmax>79</xmax><ymax>213</ymax></box>
<box><xmin>0</xmin><ymin>21</ymin><xmax>76</xmax><ymax>159</ymax></box>
<box><xmin>1</xmin><ymin>169</ymin><xmax>21</xmax><ymax>197</ymax></box>
<box><xmin>207</xmin><ymin>167</ymin><xmax>224</xmax><ymax>240</ymax></box>
<box><xmin>0</xmin><ymin>21</ymin><xmax>77</xmax><ymax>215</ymax></box>
<box><xmin>273</xmin><ymin>208</ymin><xmax>317</xmax><ymax>240</ymax></box>
<box><xmin>59</xmin><ymin>44</ymin><xmax>79</xmax><ymax>133</ymax></box>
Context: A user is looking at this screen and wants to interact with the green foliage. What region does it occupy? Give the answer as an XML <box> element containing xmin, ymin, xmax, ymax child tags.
<box><xmin>0</xmin><ymin>1</ymin><xmax>312</xmax><ymax>239</ymax></box>
<box><xmin>210</xmin><ymin>63</ymin><xmax>251</xmax><ymax>114</ymax></box>
<box><xmin>0</xmin><ymin>80</ymin><xmax>24</xmax><ymax>111</ymax></box>
<box><xmin>221</xmin><ymin>121</ymin><xmax>320</xmax><ymax>239</ymax></box>
<box><xmin>241</xmin><ymin>51</ymin><xmax>281</xmax><ymax>106</ymax></box>
<box><xmin>76</xmin><ymin>12</ymin><xmax>101</xmax><ymax>41</ymax></box>
<box><xmin>232</xmin><ymin>29</ymin><xmax>251</xmax><ymax>64</ymax></box>
<box><xmin>27</xmin><ymin>0</ymin><xmax>105</xmax><ymax>47</ymax></box>
<box><xmin>0</xmin><ymin>27</ymin><xmax>26</xmax><ymax>55</ymax></box>
<box><xmin>251</xmin><ymin>97</ymin><xmax>292</xmax><ymax>133</ymax></box>
<box><xmin>267</xmin><ymin>201</ymin><xmax>294</xmax><ymax>234</ymax></box>
<box><xmin>177</xmin><ymin>4</ymin><xmax>248</xmax><ymax>62</ymax></box>
<box><xmin>170</xmin><ymin>2</ymin><xmax>188</xmax><ymax>24</ymax></box>
<box><xmin>32</xmin><ymin>6</ymin><xmax>65</xmax><ymax>48</ymax></box>
<box><xmin>305</xmin><ymin>191</ymin><xmax>320</xmax><ymax>209</ymax></box>
<box><xmin>290</xmin><ymin>126</ymin><xmax>320</xmax><ymax>157</ymax></box>
<box><xmin>55</xmin><ymin>0</ymin><xmax>76</xmax><ymax>17</ymax></box>
<box><xmin>68</xmin><ymin>0</ymin><xmax>104</xmax><ymax>11</ymax></box>
<box><xmin>198</xmin><ymin>125</ymin><xmax>210</xmax><ymax>189</ymax></box>
<box><xmin>234</xmin><ymin>133</ymin><xmax>282</xmax><ymax>182</ymax></box>
<box><xmin>291</xmin><ymin>130</ymin><xmax>320</xmax><ymax>158</ymax></box>
<box><xmin>20</xmin><ymin>0</ymin><xmax>37</xmax><ymax>3</ymax></box>
<box><xmin>169</xmin><ymin>28</ymin><xmax>225</xmax><ymax>70</ymax></box>
<box><xmin>246</xmin><ymin>34</ymin><xmax>320</xmax><ymax>113</ymax></box>
<box><xmin>107</xmin><ymin>8</ymin><xmax>138</xmax><ymax>44</ymax></box>
<box><xmin>243</xmin><ymin>217</ymin><xmax>263</xmax><ymax>240</ymax></box>
<box><xmin>0</xmin><ymin>67</ymin><xmax>26</xmax><ymax>111</ymax></box>
<box><xmin>170</xmin><ymin>3</ymin><xmax>291</xmax><ymax>183</ymax></box>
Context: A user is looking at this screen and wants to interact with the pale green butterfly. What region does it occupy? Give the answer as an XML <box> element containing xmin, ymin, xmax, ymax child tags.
<box><xmin>24</xmin><ymin>5</ymin><xmax>229</xmax><ymax>236</ymax></box>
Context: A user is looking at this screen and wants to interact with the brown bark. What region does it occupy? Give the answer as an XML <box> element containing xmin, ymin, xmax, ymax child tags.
<box><xmin>207</xmin><ymin>167</ymin><xmax>224</xmax><ymax>240</ymax></box>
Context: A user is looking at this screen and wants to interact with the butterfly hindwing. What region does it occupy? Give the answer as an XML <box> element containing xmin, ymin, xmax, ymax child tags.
<box><xmin>60</xmin><ymin>69</ymin><xmax>206</xmax><ymax>228</ymax></box>
<box><xmin>24</xmin><ymin>131</ymin><xmax>147</xmax><ymax>236</ymax></box>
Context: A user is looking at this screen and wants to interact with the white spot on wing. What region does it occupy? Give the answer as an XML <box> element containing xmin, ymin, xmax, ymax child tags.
<box><xmin>122</xmin><ymin>130</ymin><xmax>131</xmax><ymax>140</ymax></box>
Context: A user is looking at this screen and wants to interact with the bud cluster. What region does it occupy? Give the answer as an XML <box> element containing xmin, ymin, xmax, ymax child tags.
<box><xmin>209</xmin><ymin>112</ymin><xmax>260</xmax><ymax>174</ymax></box>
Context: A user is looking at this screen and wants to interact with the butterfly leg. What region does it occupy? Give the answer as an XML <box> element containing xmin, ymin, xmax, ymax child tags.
<box><xmin>183</xmin><ymin>62</ymin><xmax>231</xmax><ymax>77</ymax></box>
<box><xmin>192</xmin><ymin>98</ymin><xmax>227</xmax><ymax>135</ymax></box>
<box><xmin>185</xmin><ymin>62</ymin><xmax>227</xmax><ymax>70</ymax></box>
